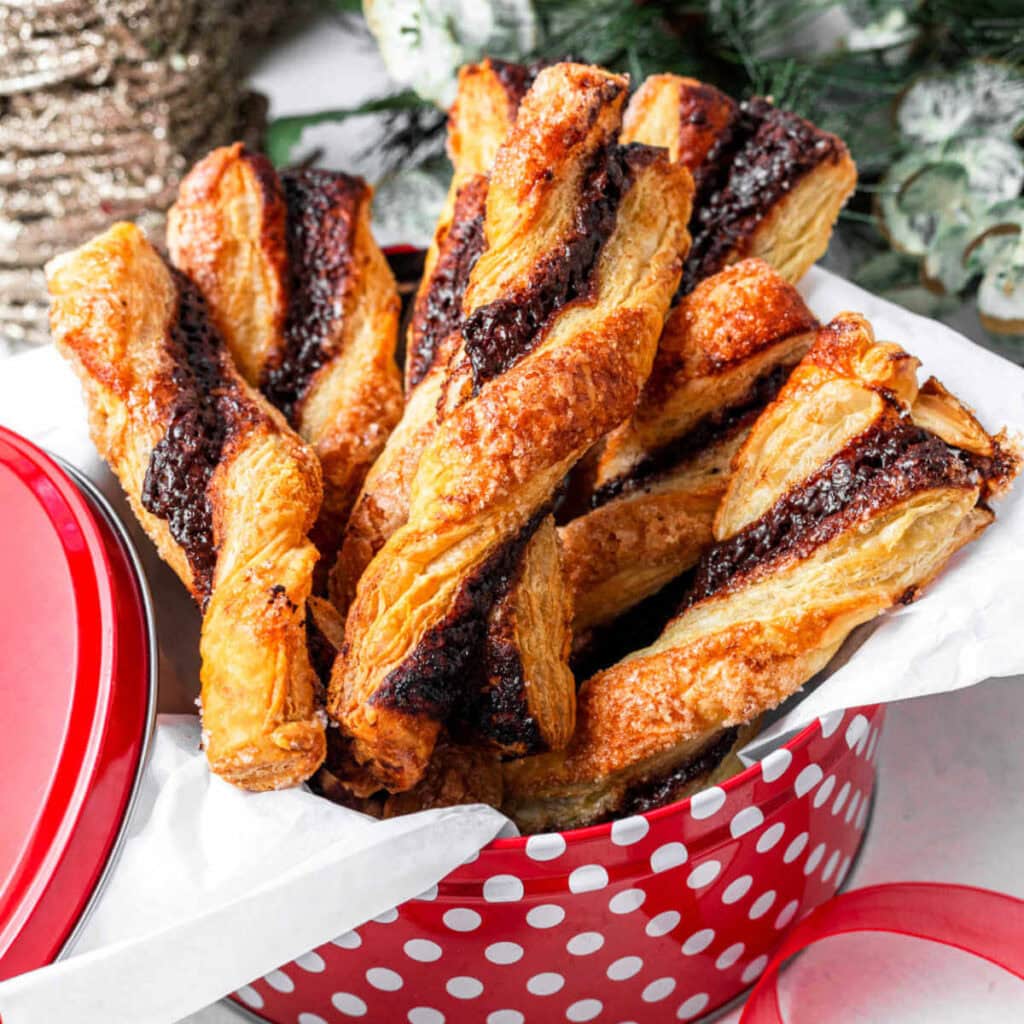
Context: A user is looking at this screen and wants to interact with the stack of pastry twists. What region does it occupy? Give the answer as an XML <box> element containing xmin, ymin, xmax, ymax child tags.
<box><xmin>505</xmin><ymin>313</ymin><xmax>1018</xmax><ymax>831</ymax></box>
<box><xmin>329</xmin><ymin>62</ymin><xmax>694</xmax><ymax>793</ymax></box>
<box><xmin>47</xmin><ymin>223</ymin><xmax>326</xmax><ymax>790</ymax></box>
<box><xmin>166</xmin><ymin>147</ymin><xmax>402</xmax><ymax>571</ymax></box>
<box><xmin>562</xmin><ymin>257</ymin><xmax>819</xmax><ymax>639</ymax></box>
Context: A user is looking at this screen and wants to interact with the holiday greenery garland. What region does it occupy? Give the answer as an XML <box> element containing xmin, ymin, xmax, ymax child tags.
<box><xmin>272</xmin><ymin>0</ymin><xmax>1024</xmax><ymax>351</ymax></box>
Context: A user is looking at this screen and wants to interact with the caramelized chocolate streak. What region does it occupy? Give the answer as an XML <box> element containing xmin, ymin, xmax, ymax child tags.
<box><xmin>306</xmin><ymin>615</ymin><xmax>338</xmax><ymax>691</ymax></box>
<box><xmin>617</xmin><ymin>727</ymin><xmax>740</xmax><ymax>817</ymax></box>
<box><xmin>463</xmin><ymin>142</ymin><xmax>659</xmax><ymax>392</ymax></box>
<box><xmin>470</xmin><ymin>548</ymin><xmax>543</xmax><ymax>754</ymax></box>
<box><xmin>261</xmin><ymin>169</ymin><xmax>365</xmax><ymax>422</ymax></box>
<box><xmin>142</xmin><ymin>269</ymin><xmax>247</xmax><ymax>608</ymax></box>
<box><xmin>688</xmin><ymin>419</ymin><xmax>984</xmax><ymax>606</ymax></box>
<box><xmin>680</xmin><ymin>99</ymin><xmax>842</xmax><ymax>295</ymax></box>
<box><xmin>590</xmin><ymin>360</ymin><xmax>796</xmax><ymax>508</ymax></box>
<box><xmin>488</xmin><ymin>57</ymin><xmax>555</xmax><ymax>113</ymax></box>
<box><xmin>371</xmin><ymin>510</ymin><xmax>546</xmax><ymax>720</ymax></box>
<box><xmin>407</xmin><ymin>176</ymin><xmax>488</xmax><ymax>389</ymax></box>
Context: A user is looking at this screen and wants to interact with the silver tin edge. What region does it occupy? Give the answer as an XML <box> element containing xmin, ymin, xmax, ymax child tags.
<box><xmin>53</xmin><ymin>457</ymin><xmax>160</xmax><ymax>961</ymax></box>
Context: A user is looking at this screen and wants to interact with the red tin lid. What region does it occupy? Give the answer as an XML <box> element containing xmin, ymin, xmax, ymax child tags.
<box><xmin>0</xmin><ymin>426</ymin><xmax>155</xmax><ymax>981</ymax></box>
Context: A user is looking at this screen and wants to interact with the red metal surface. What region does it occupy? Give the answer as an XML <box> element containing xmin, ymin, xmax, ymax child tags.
<box><xmin>0</xmin><ymin>428</ymin><xmax>152</xmax><ymax>980</ymax></box>
<box><xmin>232</xmin><ymin>705</ymin><xmax>884</xmax><ymax>1024</ymax></box>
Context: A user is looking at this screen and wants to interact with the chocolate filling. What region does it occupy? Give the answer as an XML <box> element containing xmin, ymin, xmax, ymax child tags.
<box><xmin>679</xmin><ymin>99</ymin><xmax>843</xmax><ymax>295</ymax></box>
<box><xmin>688</xmin><ymin>419</ymin><xmax>984</xmax><ymax>606</ymax></box>
<box><xmin>469</xmin><ymin>547</ymin><xmax>543</xmax><ymax>754</ymax></box>
<box><xmin>488</xmin><ymin>57</ymin><xmax>553</xmax><ymax>114</ymax></box>
<box><xmin>260</xmin><ymin>169</ymin><xmax>364</xmax><ymax>423</ymax></box>
<box><xmin>407</xmin><ymin>175</ymin><xmax>488</xmax><ymax>389</ymax></box>
<box><xmin>617</xmin><ymin>727</ymin><xmax>740</xmax><ymax>817</ymax></box>
<box><xmin>142</xmin><ymin>269</ymin><xmax>246</xmax><ymax>608</ymax></box>
<box><xmin>590</xmin><ymin>360</ymin><xmax>796</xmax><ymax>508</ymax></box>
<box><xmin>462</xmin><ymin>142</ymin><xmax>659</xmax><ymax>392</ymax></box>
<box><xmin>371</xmin><ymin>510</ymin><xmax>546</xmax><ymax>721</ymax></box>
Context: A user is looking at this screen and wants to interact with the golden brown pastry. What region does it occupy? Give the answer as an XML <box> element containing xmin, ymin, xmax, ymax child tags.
<box><xmin>563</xmin><ymin>258</ymin><xmax>819</xmax><ymax>636</ymax></box>
<box><xmin>622</xmin><ymin>74</ymin><xmax>857</xmax><ymax>293</ymax></box>
<box><xmin>330</xmin><ymin>62</ymin><xmax>694</xmax><ymax>793</ymax></box>
<box><xmin>315</xmin><ymin>734</ymin><xmax>504</xmax><ymax>818</ymax></box>
<box><xmin>332</xmin><ymin>58</ymin><xmax>537</xmax><ymax>614</ymax></box>
<box><xmin>504</xmin><ymin>313</ymin><xmax>1018</xmax><ymax>831</ymax></box>
<box><xmin>166</xmin><ymin>146</ymin><xmax>402</xmax><ymax>570</ymax></box>
<box><xmin>47</xmin><ymin>223</ymin><xmax>326</xmax><ymax>790</ymax></box>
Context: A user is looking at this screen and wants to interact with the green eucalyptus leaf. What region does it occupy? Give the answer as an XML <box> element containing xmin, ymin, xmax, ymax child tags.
<box><xmin>897</xmin><ymin>161</ymin><xmax>968</xmax><ymax>216</ymax></box>
<box><xmin>853</xmin><ymin>249</ymin><xmax>921</xmax><ymax>293</ymax></box>
<box><xmin>978</xmin><ymin>253</ymin><xmax>1024</xmax><ymax>335</ymax></box>
<box><xmin>940</xmin><ymin>136</ymin><xmax>1024</xmax><ymax>204</ymax></box>
<box><xmin>372</xmin><ymin>162</ymin><xmax>451</xmax><ymax>248</ymax></box>
<box><xmin>897</xmin><ymin>60</ymin><xmax>1024</xmax><ymax>146</ymax></box>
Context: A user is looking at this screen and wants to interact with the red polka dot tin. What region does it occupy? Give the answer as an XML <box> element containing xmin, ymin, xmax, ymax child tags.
<box><xmin>231</xmin><ymin>704</ymin><xmax>883</xmax><ymax>1024</ymax></box>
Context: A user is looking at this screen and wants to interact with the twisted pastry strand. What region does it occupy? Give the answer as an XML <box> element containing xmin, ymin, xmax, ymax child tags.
<box><xmin>47</xmin><ymin>223</ymin><xmax>326</xmax><ymax>790</ymax></box>
<box><xmin>330</xmin><ymin>62</ymin><xmax>694</xmax><ymax>792</ymax></box>
<box><xmin>167</xmin><ymin>146</ymin><xmax>402</xmax><ymax>570</ymax></box>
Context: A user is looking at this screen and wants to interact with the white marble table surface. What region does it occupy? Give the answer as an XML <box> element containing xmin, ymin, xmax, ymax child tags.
<box><xmin>26</xmin><ymin>12</ymin><xmax>1018</xmax><ymax>1023</ymax></box>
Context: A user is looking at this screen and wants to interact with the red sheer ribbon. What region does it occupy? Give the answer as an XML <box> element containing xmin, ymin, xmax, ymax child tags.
<box><xmin>740</xmin><ymin>883</ymin><xmax>1024</xmax><ymax>1023</ymax></box>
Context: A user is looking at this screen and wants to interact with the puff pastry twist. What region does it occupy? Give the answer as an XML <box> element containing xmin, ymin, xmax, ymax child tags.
<box><xmin>167</xmin><ymin>147</ymin><xmax>402</xmax><ymax>571</ymax></box>
<box><xmin>47</xmin><ymin>223</ymin><xmax>326</xmax><ymax>790</ymax></box>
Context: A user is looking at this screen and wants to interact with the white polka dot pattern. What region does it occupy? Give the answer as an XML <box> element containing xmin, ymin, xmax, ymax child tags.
<box><xmin>264</xmin><ymin>970</ymin><xmax>293</xmax><ymax>993</ymax></box>
<box><xmin>730</xmin><ymin>806</ymin><xmax>764</xmax><ymax>838</ymax></box>
<box><xmin>677</xmin><ymin>993</ymin><xmax>710</xmax><ymax>1019</ymax></box>
<box><xmin>568</xmin><ymin>864</ymin><xmax>609</xmax><ymax>894</ymax></box>
<box><xmin>686</xmin><ymin>860</ymin><xmax>722</xmax><ymax>889</ymax></box>
<box><xmin>642</xmin><ymin>977</ymin><xmax>676</xmax><ymax>1002</ymax></box>
<box><xmin>610</xmin><ymin>815</ymin><xmax>649</xmax><ymax>846</ymax></box>
<box><xmin>447</xmin><ymin>976</ymin><xmax>484</xmax><ymax>999</ymax></box>
<box><xmin>234</xmin><ymin>985</ymin><xmax>263</xmax><ymax>1009</ymax></box>
<box><xmin>567</xmin><ymin>931</ymin><xmax>605</xmax><ymax>956</ymax></box>
<box><xmin>689</xmin><ymin>786</ymin><xmax>726</xmax><ymax>820</ymax></box>
<box><xmin>331</xmin><ymin>992</ymin><xmax>367</xmax><ymax>1017</ymax></box>
<box><xmin>721</xmin><ymin>874</ymin><xmax>753</xmax><ymax>905</ymax></box>
<box><xmin>407</xmin><ymin>1009</ymin><xmax>444</xmax><ymax>1024</ymax></box>
<box><xmin>525</xmin><ymin>833</ymin><xmax>566</xmax><ymax>862</ymax></box>
<box><xmin>527</xmin><ymin>972</ymin><xmax>565</xmax><ymax>995</ymax></box>
<box><xmin>485</xmin><ymin>942</ymin><xmax>524</xmax><ymax>965</ymax></box>
<box><xmin>227</xmin><ymin>705</ymin><xmax>883</xmax><ymax>1024</ymax></box>
<box><xmin>526</xmin><ymin>904</ymin><xmax>565</xmax><ymax>929</ymax></box>
<box><xmin>443</xmin><ymin>908</ymin><xmax>481</xmax><ymax>932</ymax></box>
<box><xmin>404</xmin><ymin>939</ymin><xmax>442</xmax><ymax>963</ymax></box>
<box><xmin>366</xmin><ymin>967</ymin><xmax>403</xmax><ymax>992</ymax></box>
<box><xmin>794</xmin><ymin>763</ymin><xmax>823</xmax><ymax>797</ymax></box>
<box><xmin>608</xmin><ymin>888</ymin><xmax>646</xmax><ymax>914</ymax></box>
<box><xmin>645</xmin><ymin>910</ymin><xmax>680</xmax><ymax>938</ymax></box>
<box><xmin>567</xmin><ymin>998</ymin><xmax>603</xmax><ymax>1021</ymax></box>
<box><xmin>484</xmin><ymin>875</ymin><xmax>525</xmax><ymax>903</ymax></box>
<box><xmin>607</xmin><ymin>956</ymin><xmax>644</xmax><ymax>981</ymax></box>
<box><xmin>681</xmin><ymin>928</ymin><xmax>715</xmax><ymax>955</ymax></box>
<box><xmin>650</xmin><ymin>842</ymin><xmax>687</xmax><ymax>873</ymax></box>
<box><xmin>295</xmin><ymin>952</ymin><xmax>325</xmax><ymax>973</ymax></box>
